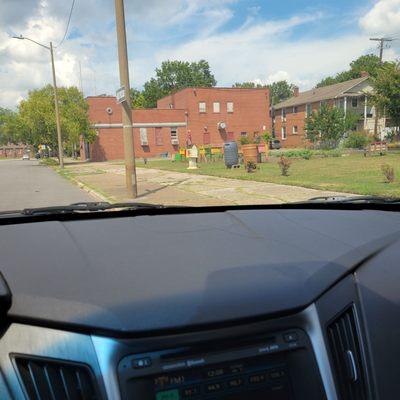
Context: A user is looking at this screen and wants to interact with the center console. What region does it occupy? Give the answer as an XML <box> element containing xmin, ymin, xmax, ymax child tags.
<box><xmin>118</xmin><ymin>329</ymin><xmax>326</xmax><ymax>399</ymax></box>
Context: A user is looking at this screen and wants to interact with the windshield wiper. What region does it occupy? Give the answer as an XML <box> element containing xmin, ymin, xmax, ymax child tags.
<box><xmin>16</xmin><ymin>201</ymin><xmax>171</xmax><ymax>216</ymax></box>
<box><xmin>304</xmin><ymin>195</ymin><xmax>400</xmax><ymax>204</ymax></box>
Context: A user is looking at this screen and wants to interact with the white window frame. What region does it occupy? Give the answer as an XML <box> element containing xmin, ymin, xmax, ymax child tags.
<box><xmin>140</xmin><ymin>127</ymin><xmax>148</xmax><ymax>146</ymax></box>
<box><xmin>227</xmin><ymin>102</ymin><xmax>234</xmax><ymax>113</ymax></box>
<box><xmin>281</xmin><ymin>127</ymin><xmax>287</xmax><ymax>140</ymax></box>
<box><xmin>199</xmin><ymin>102</ymin><xmax>206</xmax><ymax>113</ymax></box>
<box><xmin>351</xmin><ymin>97</ymin><xmax>358</xmax><ymax>108</ymax></box>
<box><xmin>281</xmin><ymin>108</ymin><xmax>286</xmax><ymax>121</ymax></box>
<box><xmin>292</xmin><ymin>125</ymin><xmax>298</xmax><ymax>135</ymax></box>
<box><xmin>170</xmin><ymin>128</ymin><xmax>179</xmax><ymax>144</ymax></box>
<box><xmin>213</xmin><ymin>102</ymin><xmax>220</xmax><ymax>113</ymax></box>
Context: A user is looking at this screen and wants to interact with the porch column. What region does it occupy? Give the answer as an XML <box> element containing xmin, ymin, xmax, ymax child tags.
<box><xmin>344</xmin><ymin>96</ymin><xmax>347</xmax><ymax>116</ymax></box>
<box><xmin>364</xmin><ymin>95</ymin><xmax>368</xmax><ymax>130</ymax></box>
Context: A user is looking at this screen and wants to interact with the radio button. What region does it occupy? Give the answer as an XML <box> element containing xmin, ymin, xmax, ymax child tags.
<box><xmin>181</xmin><ymin>386</ymin><xmax>200</xmax><ymax>398</ymax></box>
<box><xmin>132</xmin><ymin>357</ymin><xmax>152</xmax><ymax>369</ymax></box>
<box><xmin>283</xmin><ymin>332</ymin><xmax>298</xmax><ymax>342</ymax></box>
<box><xmin>269</xmin><ymin>369</ymin><xmax>286</xmax><ymax>380</ymax></box>
<box><xmin>249</xmin><ymin>373</ymin><xmax>267</xmax><ymax>385</ymax></box>
<box><xmin>228</xmin><ymin>377</ymin><xmax>244</xmax><ymax>388</ymax></box>
<box><xmin>205</xmin><ymin>382</ymin><xmax>223</xmax><ymax>393</ymax></box>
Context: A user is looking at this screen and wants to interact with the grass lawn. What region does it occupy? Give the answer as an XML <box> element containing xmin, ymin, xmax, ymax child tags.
<box><xmin>136</xmin><ymin>153</ymin><xmax>400</xmax><ymax>197</ymax></box>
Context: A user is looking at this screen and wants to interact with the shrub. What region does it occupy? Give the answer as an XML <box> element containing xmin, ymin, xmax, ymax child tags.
<box><xmin>381</xmin><ymin>164</ymin><xmax>395</xmax><ymax>183</ymax></box>
<box><xmin>246</xmin><ymin>160</ymin><xmax>257</xmax><ymax>173</ymax></box>
<box><xmin>240</xmin><ymin>136</ymin><xmax>250</xmax><ymax>145</ymax></box>
<box><xmin>278</xmin><ymin>156</ymin><xmax>291</xmax><ymax>176</ymax></box>
<box><xmin>344</xmin><ymin>131</ymin><xmax>371</xmax><ymax>149</ymax></box>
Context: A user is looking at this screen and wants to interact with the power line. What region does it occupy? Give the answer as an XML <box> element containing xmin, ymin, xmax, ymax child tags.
<box><xmin>55</xmin><ymin>0</ymin><xmax>76</xmax><ymax>48</ymax></box>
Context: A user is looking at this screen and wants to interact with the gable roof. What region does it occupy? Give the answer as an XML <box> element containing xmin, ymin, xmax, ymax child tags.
<box><xmin>274</xmin><ymin>76</ymin><xmax>369</xmax><ymax>109</ymax></box>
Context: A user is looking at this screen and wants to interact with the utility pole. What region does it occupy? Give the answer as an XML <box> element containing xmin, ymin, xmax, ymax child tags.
<box><xmin>370</xmin><ymin>37</ymin><xmax>394</xmax><ymax>138</ymax></box>
<box><xmin>13</xmin><ymin>35</ymin><xmax>64</xmax><ymax>168</ymax></box>
<box><xmin>114</xmin><ymin>0</ymin><xmax>137</xmax><ymax>198</ymax></box>
<box><xmin>50</xmin><ymin>42</ymin><xmax>64</xmax><ymax>168</ymax></box>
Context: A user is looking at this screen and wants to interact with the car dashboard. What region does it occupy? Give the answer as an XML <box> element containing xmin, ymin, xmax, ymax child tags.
<box><xmin>0</xmin><ymin>208</ymin><xmax>399</xmax><ymax>400</ymax></box>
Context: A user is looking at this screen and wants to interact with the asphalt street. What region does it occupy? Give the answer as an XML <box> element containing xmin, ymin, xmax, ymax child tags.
<box><xmin>0</xmin><ymin>159</ymin><xmax>94</xmax><ymax>211</ymax></box>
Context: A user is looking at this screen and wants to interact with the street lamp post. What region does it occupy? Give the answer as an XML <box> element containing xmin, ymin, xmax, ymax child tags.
<box><xmin>13</xmin><ymin>35</ymin><xmax>64</xmax><ymax>168</ymax></box>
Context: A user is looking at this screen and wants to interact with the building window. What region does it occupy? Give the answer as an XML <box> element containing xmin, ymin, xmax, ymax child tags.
<box><xmin>155</xmin><ymin>127</ymin><xmax>163</xmax><ymax>146</ymax></box>
<box><xmin>282</xmin><ymin>108</ymin><xmax>286</xmax><ymax>120</ymax></box>
<box><xmin>240</xmin><ymin>132</ymin><xmax>247</xmax><ymax>138</ymax></box>
<box><xmin>170</xmin><ymin>128</ymin><xmax>179</xmax><ymax>145</ymax></box>
<box><xmin>293</xmin><ymin>106</ymin><xmax>298</xmax><ymax>114</ymax></box>
<box><xmin>140</xmin><ymin>128</ymin><xmax>148</xmax><ymax>146</ymax></box>
<box><xmin>227</xmin><ymin>102</ymin><xmax>234</xmax><ymax>113</ymax></box>
<box><xmin>352</xmin><ymin>97</ymin><xmax>358</xmax><ymax>108</ymax></box>
<box><xmin>281</xmin><ymin>127</ymin><xmax>287</xmax><ymax>140</ymax></box>
<box><xmin>203</xmin><ymin>131</ymin><xmax>211</xmax><ymax>144</ymax></box>
<box><xmin>306</xmin><ymin>104</ymin><xmax>312</xmax><ymax>117</ymax></box>
<box><xmin>213</xmin><ymin>102</ymin><xmax>220</xmax><ymax>113</ymax></box>
<box><xmin>292</xmin><ymin>126</ymin><xmax>298</xmax><ymax>134</ymax></box>
<box><xmin>199</xmin><ymin>102</ymin><xmax>206</xmax><ymax>113</ymax></box>
<box><xmin>169</xmin><ymin>103</ymin><xmax>174</xmax><ymax>109</ymax></box>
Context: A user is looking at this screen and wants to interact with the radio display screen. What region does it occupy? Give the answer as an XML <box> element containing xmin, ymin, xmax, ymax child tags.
<box><xmin>132</xmin><ymin>355</ymin><xmax>292</xmax><ymax>400</ymax></box>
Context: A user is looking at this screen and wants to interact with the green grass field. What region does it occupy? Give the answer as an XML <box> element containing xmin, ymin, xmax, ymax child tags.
<box><xmin>136</xmin><ymin>153</ymin><xmax>400</xmax><ymax>197</ymax></box>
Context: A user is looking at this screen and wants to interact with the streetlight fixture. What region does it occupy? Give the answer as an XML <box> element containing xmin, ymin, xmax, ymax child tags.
<box><xmin>13</xmin><ymin>35</ymin><xmax>64</xmax><ymax>168</ymax></box>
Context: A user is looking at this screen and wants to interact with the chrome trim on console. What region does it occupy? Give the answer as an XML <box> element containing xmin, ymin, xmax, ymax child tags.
<box><xmin>0</xmin><ymin>323</ymin><xmax>105</xmax><ymax>399</ymax></box>
<box><xmin>303</xmin><ymin>303</ymin><xmax>338</xmax><ymax>400</ymax></box>
<box><xmin>91</xmin><ymin>335</ymin><xmax>122</xmax><ymax>400</ymax></box>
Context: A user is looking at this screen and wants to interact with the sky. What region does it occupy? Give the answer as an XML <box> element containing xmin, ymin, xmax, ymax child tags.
<box><xmin>0</xmin><ymin>0</ymin><xmax>400</xmax><ymax>108</ymax></box>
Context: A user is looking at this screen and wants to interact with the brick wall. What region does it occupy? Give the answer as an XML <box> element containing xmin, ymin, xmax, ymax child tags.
<box><xmin>158</xmin><ymin>87</ymin><xmax>271</xmax><ymax>146</ymax></box>
<box><xmin>274</xmin><ymin>100</ymin><xmax>335</xmax><ymax>148</ymax></box>
<box><xmin>83</xmin><ymin>97</ymin><xmax>186</xmax><ymax>161</ymax></box>
<box><xmin>84</xmin><ymin>88</ymin><xmax>272</xmax><ymax>161</ymax></box>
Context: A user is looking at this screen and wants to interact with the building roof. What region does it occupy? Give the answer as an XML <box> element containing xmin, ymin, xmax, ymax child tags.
<box><xmin>274</xmin><ymin>76</ymin><xmax>369</xmax><ymax>109</ymax></box>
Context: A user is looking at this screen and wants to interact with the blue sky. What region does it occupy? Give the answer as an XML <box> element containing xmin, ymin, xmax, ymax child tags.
<box><xmin>0</xmin><ymin>0</ymin><xmax>399</xmax><ymax>108</ymax></box>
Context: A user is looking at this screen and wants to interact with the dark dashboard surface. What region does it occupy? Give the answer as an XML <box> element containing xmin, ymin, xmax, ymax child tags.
<box><xmin>1</xmin><ymin>209</ymin><xmax>400</xmax><ymax>334</ymax></box>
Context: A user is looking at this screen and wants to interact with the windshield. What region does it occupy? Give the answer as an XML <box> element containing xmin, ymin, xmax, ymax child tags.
<box><xmin>1</xmin><ymin>0</ymin><xmax>399</xmax><ymax>212</ymax></box>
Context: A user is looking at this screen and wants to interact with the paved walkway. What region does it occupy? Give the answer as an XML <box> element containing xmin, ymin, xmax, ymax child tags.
<box><xmin>0</xmin><ymin>159</ymin><xmax>95</xmax><ymax>211</ymax></box>
<box><xmin>63</xmin><ymin>161</ymin><xmax>355</xmax><ymax>206</ymax></box>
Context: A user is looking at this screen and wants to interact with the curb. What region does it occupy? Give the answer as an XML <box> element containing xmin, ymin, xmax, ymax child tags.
<box><xmin>67</xmin><ymin>176</ymin><xmax>112</xmax><ymax>203</ymax></box>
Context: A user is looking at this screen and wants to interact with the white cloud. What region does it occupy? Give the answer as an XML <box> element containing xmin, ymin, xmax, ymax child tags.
<box><xmin>0</xmin><ymin>0</ymin><xmax>399</xmax><ymax>109</ymax></box>
<box><xmin>359</xmin><ymin>0</ymin><xmax>400</xmax><ymax>36</ymax></box>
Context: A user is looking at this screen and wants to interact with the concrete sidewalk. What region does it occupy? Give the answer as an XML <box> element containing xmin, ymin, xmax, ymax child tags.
<box><xmin>62</xmin><ymin>161</ymin><xmax>355</xmax><ymax>205</ymax></box>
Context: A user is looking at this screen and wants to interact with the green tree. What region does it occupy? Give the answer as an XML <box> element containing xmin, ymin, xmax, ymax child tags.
<box><xmin>305</xmin><ymin>103</ymin><xmax>360</xmax><ymax>149</ymax></box>
<box><xmin>0</xmin><ymin>108</ymin><xmax>17</xmax><ymax>145</ymax></box>
<box><xmin>316</xmin><ymin>54</ymin><xmax>387</xmax><ymax>88</ymax></box>
<box><xmin>232</xmin><ymin>80</ymin><xmax>295</xmax><ymax>105</ymax></box>
<box><xmin>268</xmin><ymin>81</ymin><xmax>296</xmax><ymax>105</ymax></box>
<box><xmin>17</xmin><ymin>85</ymin><xmax>95</xmax><ymax>155</ymax></box>
<box><xmin>232</xmin><ymin>82</ymin><xmax>264</xmax><ymax>88</ymax></box>
<box><xmin>142</xmin><ymin>60</ymin><xmax>217</xmax><ymax>107</ymax></box>
<box><xmin>370</xmin><ymin>62</ymin><xmax>400</xmax><ymax>128</ymax></box>
<box><xmin>130</xmin><ymin>88</ymin><xmax>146</xmax><ymax>109</ymax></box>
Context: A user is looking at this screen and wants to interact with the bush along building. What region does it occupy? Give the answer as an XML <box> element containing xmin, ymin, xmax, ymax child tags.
<box><xmin>272</xmin><ymin>73</ymin><xmax>391</xmax><ymax>148</ymax></box>
<box><xmin>81</xmin><ymin>87</ymin><xmax>271</xmax><ymax>161</ymax></box>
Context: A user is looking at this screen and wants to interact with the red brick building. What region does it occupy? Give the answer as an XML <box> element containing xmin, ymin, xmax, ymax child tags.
<box><xmin>272</xmin><ymin>75</ymin><xmax>382</xmax><ymax>148</ymax></box>
<box><xmin>82</xmin><ymin>87</ymin><xmax>271</xmax><ymax>161</ymax></box>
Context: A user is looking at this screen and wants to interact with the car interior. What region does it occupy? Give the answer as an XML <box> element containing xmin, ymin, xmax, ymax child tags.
<box><xmin>0</xmin><ymin>203</ymin><xmax>399</xmax><ymax>400</ymax></box>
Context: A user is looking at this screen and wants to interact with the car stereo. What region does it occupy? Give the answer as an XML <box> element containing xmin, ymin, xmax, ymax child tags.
<box><xmin>118</xmin><ymin>329</ymin><xmax>326</xmax><ymax>399</ymax></box>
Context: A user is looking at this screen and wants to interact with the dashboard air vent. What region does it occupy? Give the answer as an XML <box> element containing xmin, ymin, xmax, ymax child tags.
<box><xmin>15</xmin><ymin>356</ymin><xmax>99</xmax><ymax>400</ymax></box>
<box><xmin>327</xmin><ymin>305</ymin><xmax>368</xmax><ymax>400</ymax></box>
